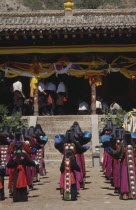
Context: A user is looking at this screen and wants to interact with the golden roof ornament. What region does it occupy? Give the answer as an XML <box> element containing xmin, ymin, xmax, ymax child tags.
<box><xmin>64</xmin><ymin>0</ymin><xmax>74</xmax><ymax>10</ymax></box>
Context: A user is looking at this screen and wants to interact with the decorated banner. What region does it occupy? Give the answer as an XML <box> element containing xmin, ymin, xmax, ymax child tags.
<box><xmin>0</xmin><ymin>56</ymin><xmax>136</xmax><ymax>83</ymax></box>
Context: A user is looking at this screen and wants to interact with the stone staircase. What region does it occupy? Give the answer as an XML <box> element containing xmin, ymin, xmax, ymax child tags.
<box><xmin>37</xmin><ymin>115</ymin><xmax>92</xmax><ymax>166</ymax></box>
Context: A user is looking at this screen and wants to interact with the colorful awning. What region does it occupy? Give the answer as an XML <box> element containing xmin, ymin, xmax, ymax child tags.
<box><xmin>0</xmin><ymin>56</ymin><xmax>136</xmax><ymax>81</ymax></box>
<box><xmin>0</xmin><ymin>44</ymin><xmax>135</xmax><ymax>54</ymax></box>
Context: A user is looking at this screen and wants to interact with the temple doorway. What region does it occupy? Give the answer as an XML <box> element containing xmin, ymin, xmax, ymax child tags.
<box><xmin>96</xmin><ymin>72</ymin><xmax>136</xmax><ymax>111</ymax></box>
<box><xmin>0</xmin><ymin>71</ymin><xmax>135</xmax><ymax>115</ymax></box>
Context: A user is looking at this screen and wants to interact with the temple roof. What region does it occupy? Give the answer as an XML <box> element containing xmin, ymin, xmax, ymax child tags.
<box><xmin>0</xmin><ymin>9</ymin><xmax>136</xmax><ymax>31</ymax></box>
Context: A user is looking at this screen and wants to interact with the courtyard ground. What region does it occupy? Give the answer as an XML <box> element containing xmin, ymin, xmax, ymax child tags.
<box><xmin>1</xmin><ymin>165</ymin><xmax>136</xmax><ymax>210</ymax></box>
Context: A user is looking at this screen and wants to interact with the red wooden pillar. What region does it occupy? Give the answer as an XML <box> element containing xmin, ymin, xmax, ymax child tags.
<box><xmin>90</xmin><ymin>78</ymin><xmax>96</xmax><ymax>114</ymax></box>
<box><xmin>34</xmin><ymin>88</ymin><xmax>39</xmax><ymax>116</ymax></box>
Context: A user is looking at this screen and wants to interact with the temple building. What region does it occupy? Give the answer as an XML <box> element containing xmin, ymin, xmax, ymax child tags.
<box><xmin>0</xmin><ymin>0</ymin><xmax>136</xmax><ymax>115</ymax></box>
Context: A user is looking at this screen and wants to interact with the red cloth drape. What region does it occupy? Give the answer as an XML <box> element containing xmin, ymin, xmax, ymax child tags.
<box><xmin>16</xmin><ymin>165</ymin><xmax>27</xmax><ymax>188</ymax></box>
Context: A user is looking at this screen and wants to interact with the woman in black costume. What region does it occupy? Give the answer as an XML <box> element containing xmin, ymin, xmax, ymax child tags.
<box><xmin>7</xmin><ymin>133</ymin><xmax>35</xmax><ymax>202</ymax></box>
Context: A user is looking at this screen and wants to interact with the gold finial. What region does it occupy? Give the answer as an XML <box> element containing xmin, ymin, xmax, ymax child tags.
<box><xmin>64</xmin><ymin>0</ymin><xmax>74</xmax><ymax>10</ymax></box>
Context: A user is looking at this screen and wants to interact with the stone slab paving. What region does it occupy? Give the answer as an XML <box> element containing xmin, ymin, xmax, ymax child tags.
<box><xmin>1</xmin><ymin>166</ymin><xmax>136</xmax><ymax>210</ymax></box>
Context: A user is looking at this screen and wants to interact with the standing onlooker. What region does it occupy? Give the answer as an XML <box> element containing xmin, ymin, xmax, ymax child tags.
<box><xmin>56</xmin><ymin>93</ymin><xmax>65</xmax><ymax>115</ymax></box>
<box><xmin>96</xmin><ymin>97</ymin><xmax>102</xmax><ymax>114</ymax></box>
<box><xmin>56</xmin><ymin>81</ymin><xmax>66</xmax><ymax>95</ymax></box>
<box><xmin>7</xmin><ymin>135</ymin><xmax>36</xmax><ymax>202</ymax></box>
<box><xmin>46</xmin><ymin>81</ymin><xmax>56</xmax><ymax>115</ymax></box>
<box><xmin>12</xmin><ymin>79</ymin><xmax>25</xmax><ymax>115</ymax></box>
<box><xmin>101</xmin><ymin>98</ymin><xmax>109</xmax><ymax>114</ymax></box>
<box><xmin>78</xmin><ymin>100</ymin><xmax>89</xmax><ymax>115</ymax></box>
<box><xmin>56</xmin><ymin>81</ymin><xmax>67</xmax><ymax>115</ymax></box>
<box><xmin>23</xmin><ymin>98</ymin><xmax>33</xmax><ymax>116</ymax></box>
<box><xmin>38</xmin><ymin>79</ymin><xmax>47</xmax><ymax>115</ymax></box>
<box><xmin>110</xmin><ymin>100</ymin><xmax>121</xmax><ymax>114</ymax></box>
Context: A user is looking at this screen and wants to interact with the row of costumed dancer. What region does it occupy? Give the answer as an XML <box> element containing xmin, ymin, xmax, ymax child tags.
<box><xmin>54</xmin><ymin>121</ymin><xmax>92</xmax><ymax>201</ymax></box>
<box><xmin>0</xmin><ymin>125</ymin><xmax>48</xmax><ymax>202</ymax></box>
<box><xmin>101</xmin><ymin>120</ymin><xmax>136</xmax><ymax>200</ymax></box>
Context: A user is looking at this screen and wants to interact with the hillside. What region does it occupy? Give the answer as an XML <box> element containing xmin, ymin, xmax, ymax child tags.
<box><xmin>0</xmin><ymin>0</ymin><xmax>136</xmax><ymax>12</ymax></box>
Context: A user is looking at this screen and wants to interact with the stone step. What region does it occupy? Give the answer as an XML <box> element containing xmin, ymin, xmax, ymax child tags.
<box><xmin>42</xmin><ymin>127</ymin><xmax>92</xmax><ymax>134</ymax></box>
<box><xmin>39</xmin><ymin>121</ymin><xmax>91</xmax><ymax>130</ymax></box>
<box><xmin>38</xmin><ymin>118</ymin><xmax>91</xmax><ymax>123</ymax></box>
<box><xmin>45</xmin><ymin>141</ymin><xmax>56</xmax><ymax>152</ymax></box>
<box><xmin>46</xmin><ymin>130</ymin><xmax>92</xmax><ymax>137</ymax></box>
<box><xmin>46</xmin><ymin>134</ymin><xmax>62</xmax><ymax>140</ymax></box>
<box><xmin>38</xmin><ymin>116</ymin><xmax>91</xmax><ymax>121</ymax></box>
<box><xmin>37</xmin><ymin>115</ymin><xmax>92</xmax><ymax>136</ymax></box>
<box><xmin>37</xmin><ymin>115</ymin><xmax>93</xmax><ymax>162</ymax></box>
<box><xmin>43</xmin><ymin>128</ymin><xmax>92</xmax><ymax>134</ymax></box>
<box><xmin>37</xmin><ymin>115</ymin><xmax>92</xmax><ymax>121</ymax></box>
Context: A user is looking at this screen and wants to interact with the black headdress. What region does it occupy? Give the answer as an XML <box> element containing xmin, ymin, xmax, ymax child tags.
<box><xmin>72</xmin><ymin>121</ymin><xmax>83</xmax><ymax>138</ymax></box>
<box><xmin>34</xmin><ymin>124</ymin><xmax>45</xmax><ymax>137</ymax></box>
<box><xmin>28</xmin><ymin>126</ymin><xmax>35</xmax><ymax>138</ymax></box>
<box><xmin>63</xmin><ymin>129</ymin><xmax>75</xmax><ymax>143</ymax></box>
<box><xmin>14</xmin><ymin>132</ymin><xmax>22</xmax><ymax>142</ymax></box>
<box><xmin>123</xmin><ymin>131</ymin><xmax>132</xmax><ymax>146</ymax></box>
<box><xmin>20</xmin><ymin>126</ymin><xmax>27</xmax><ymax>137</ymax></box>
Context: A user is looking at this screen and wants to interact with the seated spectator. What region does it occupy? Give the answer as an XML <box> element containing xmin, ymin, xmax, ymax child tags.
<box><xmin>13</xmin><ymin>79</ymin><xmax>25</xmax><ymax>98</ymax></box>
<box><xmin>56</xmin><ymin>81</ymin><xmax>67</xmax><ymax>115</ymax></box>
<box><xmin>23</xmin><ymin>98</ymin><xmax>33</xmax><ymax>116</ymax></box>
<box><xmin>12</xmin><ymin>79</ymin><xmax>25</xmax><ymax>115</ymax></box>
<box><xmin>101</xmin><ymin>98</ymin><xmax>109</xmax><ymax>114</ymax></box>
<box><xmin>38</xmin><ymin>79</ymin><xmax>47</xmax><ymax>115</ymax></box>
<box><xmin>56</xmin><ymin>81</ymin><xmax>66</xmax><ymax>96</ymax></box>
<box><xmin>96</xmin><ymin>97</ymin><xmax>102</xmax><ymax>114</ymax></box>
<box><xmin>56</xmin><ymin>93</ymin><xmax>65</xmax><ymax>115</ymax></box>
<box><xmin>38</xmin><ymin>79</ymin><xmax>47</xmax><ymax>96</ymax></box>
<box><xmin>110</xmin><ymin>100</ymin><xmax>122</xmax><ymax>114</ymax></box>
<box><xmin>12</xmin><ymin>90</ymin><xmax>24</xmax><ymax>115</ymax></box>
<box><xmin>78</xmin><ymin>101</ymin><xmax>89</xmax><ymax>115</ymax></box>
<box><xmin>46</xmin><ymin>81</ymin><xmax>56</xmax><ymax>115</ymax></box>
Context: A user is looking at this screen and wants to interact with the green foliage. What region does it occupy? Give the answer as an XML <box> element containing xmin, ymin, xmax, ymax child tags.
<box><xmin>0</xmin><ymin>105</ymin><xmax>27</xmax><ymax>132</ymax></box>
<box><xmin>111</xmin><ymin>109</ymin><xmax>127</xmax><ymax>127</ymax></box>
<box><xmin>0</xmin><ymin>104</ymin><xmax>8</xmax><ymax>116</ymax></box>
<box><xmin>103</xmin><ymin>109</ymin><xmax>127</xmax><ymax>128</ymax></box>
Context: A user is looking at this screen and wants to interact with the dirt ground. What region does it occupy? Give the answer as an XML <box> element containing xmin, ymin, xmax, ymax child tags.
<box><xmin>1</xmin><ymin>165</ymin><xmax>136</xmax><ymax>210</ymax></box>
